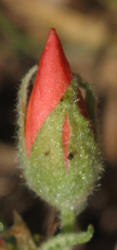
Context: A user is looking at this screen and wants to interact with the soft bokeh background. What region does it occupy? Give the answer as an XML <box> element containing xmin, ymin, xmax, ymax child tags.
<box><xmin>0</xmin><ymin>0</ymin><xmax>117</xmax><ymax>249</ymax></box>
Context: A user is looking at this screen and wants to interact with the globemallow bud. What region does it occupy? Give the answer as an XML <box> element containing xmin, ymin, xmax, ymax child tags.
<box><xmin>17</xmin><ymin>28</ymin><xmax>102</xmax><ymax>221</ymax></box>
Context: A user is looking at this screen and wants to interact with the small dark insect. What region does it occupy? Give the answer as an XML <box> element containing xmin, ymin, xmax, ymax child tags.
<box><xmin>68</xmin><ymin>153</ymin><xmax>74</xmax><ymax>160</ymax></box>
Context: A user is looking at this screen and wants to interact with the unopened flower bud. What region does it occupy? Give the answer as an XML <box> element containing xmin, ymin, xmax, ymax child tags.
<box><xmin>17</xmin><ymin>28</ymin><xmax>102</xmax><ymax>216</ymax></box>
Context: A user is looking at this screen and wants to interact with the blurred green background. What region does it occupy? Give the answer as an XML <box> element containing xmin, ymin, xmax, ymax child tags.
<box><xmin>0</xmin><ymin>0</ymin><xmax>117</xmax><ymax>249</ymax></box>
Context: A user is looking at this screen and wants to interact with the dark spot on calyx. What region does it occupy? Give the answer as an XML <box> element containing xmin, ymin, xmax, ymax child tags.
<box><xmin>68</xmin><ymin>153</ymin><xmax>73</xmax><ymax>160</ymax></box>
<box><xmin>45</xmin><ymin>150</ymin><xmax>50</xmax><ymax>156</ymax></box>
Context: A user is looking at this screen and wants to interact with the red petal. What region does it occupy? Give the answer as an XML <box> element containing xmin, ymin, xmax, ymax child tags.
<box><xmin>25</xmin><ymin>28</ymin><xmax>72</xmax><ymax>156</ymax></box>
<box><xmin>62</xmin><ymin>114</ymin><xmax>71</xmax><ymax>172</ymax></box>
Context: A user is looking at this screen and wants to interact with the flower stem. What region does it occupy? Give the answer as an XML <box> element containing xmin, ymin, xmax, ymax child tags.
<box><xmin>61</xmin><ymin>210</ymin><xmax>75</xmax><ymax>233</ymax></box>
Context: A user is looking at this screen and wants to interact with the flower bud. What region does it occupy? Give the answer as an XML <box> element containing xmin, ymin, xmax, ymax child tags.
<box><xmin>17</xmin><ymin>28</ymin><xmax>102</xmax><ymax>216</ymax></box>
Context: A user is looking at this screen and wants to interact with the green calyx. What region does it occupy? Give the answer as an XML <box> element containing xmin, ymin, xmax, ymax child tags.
<box><xmin>17</xmin><ymin>66</ymin><xmax>103</xmax><ymax>218</ymax></box>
